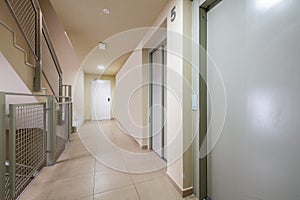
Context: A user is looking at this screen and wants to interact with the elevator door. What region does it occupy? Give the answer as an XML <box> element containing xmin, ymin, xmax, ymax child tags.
<box><xmin>151</xmin><ymin>45</ymin><xmax>167</xmax><ymax>160</ymax></box>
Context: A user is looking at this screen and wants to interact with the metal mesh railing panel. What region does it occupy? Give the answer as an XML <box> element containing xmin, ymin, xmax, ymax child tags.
<box><xmin>68</xmin><ymin>103</ymin><xmax>72</xmax><ymax>134</ymax></box>
<box><xmin>6</xmin><ymin>0</ymin><xmax>37</xmax><ymax>56</ymax></box>
<box><xmin>55</xmin><ymin>103</ymin><xmax>69</xmax><ymax>159</ymax></box>
<box><xmin>12</xmin><ymin>103</ymin><xmax>46</xmax><ymax>198</ymax></box>
<box><xmin>42</xmin><ymin>32</ymin><xmax>60</xmax><ymax>96</ymax></box>
<box><xmin>5</xmin><ymin>174</ymin><xmax>10</xmax><ymax>200</ymax></box>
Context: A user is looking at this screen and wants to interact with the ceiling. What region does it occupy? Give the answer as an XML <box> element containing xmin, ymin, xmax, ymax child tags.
<box><xmin>50</xmin><ymin>0</ymin><xmax>169</xmax><ymax>75</ymax></box>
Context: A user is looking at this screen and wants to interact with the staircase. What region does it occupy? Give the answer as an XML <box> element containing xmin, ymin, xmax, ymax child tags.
<box><xmin>0</xmin><ymin>22</ymin><xmax>37</xmax><ymax>94</ymax></box>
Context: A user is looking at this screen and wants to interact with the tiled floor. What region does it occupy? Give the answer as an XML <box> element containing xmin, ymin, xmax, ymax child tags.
<box><xmin>19</xmin><ymin>120</ymin><xmax>198</xmax><ymax>200</ymax></box>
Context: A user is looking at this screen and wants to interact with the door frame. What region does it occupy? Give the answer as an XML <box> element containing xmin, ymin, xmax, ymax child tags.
<box><xmin>198</xmin><ymin>0</ymin><xmax>222</xmax><ymax>199</ymax></box>
<box><xmin>149</xmin><ymin>39</ymin><xmax>167</xmax><ymax>161</ymax></box>
<box><xmin>198</xmin><ymin>5</ymin><xmax>208</xmax><ymax>199</ymax></box>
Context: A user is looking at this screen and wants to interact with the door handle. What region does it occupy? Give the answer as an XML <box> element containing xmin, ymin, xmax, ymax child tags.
<box><xmin>108</xmin><ymin>98</ymin><xmax>110</xmax><ymax>102</ymax></box>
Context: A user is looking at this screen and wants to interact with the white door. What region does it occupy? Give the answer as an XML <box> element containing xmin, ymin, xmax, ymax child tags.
<box><xmin>91</xmin><ymin>80</ymin><xmax>111</xmax><ymax>120</ymax></box>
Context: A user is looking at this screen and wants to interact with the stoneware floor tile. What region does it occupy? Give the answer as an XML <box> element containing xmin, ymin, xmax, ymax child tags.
<box><xmin>94</xmin><ymin>185</ymin><xmax>139</xmax><ymax>200</ymax></box>
<box><xmin>94</xmin><ymin>170</ymin><xmax>133</xmax><ymax>194</ymax></box>
<box><xmin>46</xmin><ymin>173</ymin><xmax>94</xmax><ymax>200</ymax></box>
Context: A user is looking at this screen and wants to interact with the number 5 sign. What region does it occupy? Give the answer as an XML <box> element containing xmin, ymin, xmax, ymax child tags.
<box><xmin>171</xmin><ymin>6</ymin><xmax>176</xmax><ymax>22</ymax></box>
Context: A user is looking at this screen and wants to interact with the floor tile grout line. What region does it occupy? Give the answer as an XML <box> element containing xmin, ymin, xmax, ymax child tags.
<box><xmin>93</xmin><ymin>183</ymin><xmax>135</xmax><ymax>197</ymax></box>
<box><xmin>131</xmin><ymin>173</ymin><xmax>166</xmax><ymax>186</ymax></box>
<box><xmin>88</xmin><ymin>121</ymin><xmax>170</xmax><ymax>199</ymax></box>
<box><xmin>43</xmin><ymin>173</ymin><xmax>58</xmax><ymax>200</ymax></box>
<box><xmin>133</xmin><ymin>184</ymin><xmax>142</xmax><ymax>200</ymax></box>
<box><xmin>128</xmin><ymin>169</ymin><xmax>141</xmax><ymax>200</ymax></box>
<box><xmin>73</xmin><ymin>194</ymin><xmax>93</xmax><ymax>200</ymax></box>
<box><xmin>73</xmin><ymin>121</ymin><xmax>184</xmax><ymax>200</ymax></box>
<box><xmin>131</xmin><ymin>174</ymin><xmax>186</xmax><ymax>199</ymax></box>
<box><xmin>52</xmin><ymin>171</ymin><xmax>95</xmax><ymax>183</ymax></box>
<box><xmin>43</xmin><ymin>152</ymin><xmax>68</xmax><ymax>200</ymax></box>
<box><xmin>93</xmin><ymin>157</ymin><xmax>97</xmax><ymax>200</ymax></box>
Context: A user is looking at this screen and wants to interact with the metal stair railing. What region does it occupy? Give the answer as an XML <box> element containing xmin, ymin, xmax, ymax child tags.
<box><xmin>5</xmin><ymin>0</ymin><xmax>63</xmax><ymax>97</ymax></box>
<box><xmin>5</xmin><ymin>0</ymin><xmax>42</xmax><ymax>92</ymax></box>
<box><xmin>0</xmin><ymin>92</ymin><xmax>73</xmax><ymax>200</ymax></box>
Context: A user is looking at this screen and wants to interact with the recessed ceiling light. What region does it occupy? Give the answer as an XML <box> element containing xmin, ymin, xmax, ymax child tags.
<box><xmin>97</xmin><ymin>65</ymin><xmax>105</xmax><ymax>70</ymax></box>
<box><xmin>103</xmin><ymin>8</ymin><xmax>110</xmax><ymax>15</ymax></box>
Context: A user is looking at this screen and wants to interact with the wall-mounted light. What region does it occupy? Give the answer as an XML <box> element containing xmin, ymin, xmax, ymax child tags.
<box><xmin>98</xmin><ymin>42</ymin><xmax>106</xmax><ymax>50</ymax></box>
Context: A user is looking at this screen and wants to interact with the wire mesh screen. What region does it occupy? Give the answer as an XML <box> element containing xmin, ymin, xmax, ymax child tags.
<box><xmin>55</xmin><ymin>103</ymin><xmax>69</xmax><ymax>160</ymax></box>
<box><xmin>9</xmin><ymin>103</ymin><xmax>46</xmax><ymax>199</ymax></box>
<box><xmin>6</xmin><ymin>0</ymin><xmax>37</xmax><ymax>56</ymax></box>
<box><xmin>5</xmin><ymin>174</ymin><xmax>10</xmax><ymax>200</ymax></box>
<box><xmin>42</xmin><ymin>32</ymin><xmax>60</xmax><ymax>97</ymax></box>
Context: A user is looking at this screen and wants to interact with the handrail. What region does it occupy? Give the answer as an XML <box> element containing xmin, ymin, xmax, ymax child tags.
<box><xmin>0</xmin><ymin>92</ymin><xmax>49</xmax><ymax>97</ymax></box>
<box><xmin>5</xmin><ymin>0</ymin><xmax>43</xmax><ymax>91</ymax></box>
<box><xmin>56</xmin><ymin>102</ymin><xmax>72</xmax><ymax>105</ymax></box>
<box><xmin>0</xmin><ymin>91</ymin><xmax>72</xmax><ymax>100</ymax></box>
<box><xmin>4</xmin><ymin>0</ymin><xmax>64</xmax><ymax>95</ymax></box>
<box><xmin>42</xmin><ymin>19</ymin><xmax>62</xmax><ymax>76</ymax></box>
<box><xmin>42</xmin><ymin>17</ymin><xmax>63</xmax><ymax>99</ymax></box>
<box><xmin>5</xmin><ymin>0</ymin><xmax>39</xmax><ymax>59</ymax></box>
<box><xmin>0</xmin><ymin>92</ymin><xmax>73</xmax><ymax>200</ymax></box>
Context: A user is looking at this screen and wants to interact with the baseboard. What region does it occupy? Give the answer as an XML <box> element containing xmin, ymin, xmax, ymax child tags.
<box><xmin>114</xmin><ymin>118</ymin><xmax>148</xmax><ymax>150</ymax></box>
<box><xmin>166</xmin><ymin>173</ymin><xmax>194</xmax><ymax>198</ymax></box>
<box><xmin>114</xmin><ymin>119</ymin><xmax>128</xmax><ymax>134</ymax></box>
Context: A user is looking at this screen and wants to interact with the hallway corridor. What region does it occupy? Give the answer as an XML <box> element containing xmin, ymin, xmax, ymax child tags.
<box><xmin>19</xmin><ymin>121</ymin><xmax>197</xmax><ymax>200</ymax></box>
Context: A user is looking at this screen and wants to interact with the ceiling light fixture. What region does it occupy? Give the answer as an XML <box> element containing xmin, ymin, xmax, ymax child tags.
<box><xmin>97</xmin><ymin>65</ymin><xmax>105</xmax><ymax>70</ymax></box>
<box><xmin>103</xmin><ymin>8</ymin><xmax>110</xmax><ymax>15</ymax></box>
<box><xmin>98</xmin><ymin>42</ymin><xmax>106</xmax><ymax>50</ymax></box>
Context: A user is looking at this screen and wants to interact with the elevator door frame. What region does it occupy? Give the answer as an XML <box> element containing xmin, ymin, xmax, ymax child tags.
<box><xmin>198</xmin><ymin>0</ymin><xmax>222</xmax><ymax>199</ymax></box>
<box><xmin>149</xmin><ymin>39</ymin><xmax>167</xmax><ymax>161</ymax></box>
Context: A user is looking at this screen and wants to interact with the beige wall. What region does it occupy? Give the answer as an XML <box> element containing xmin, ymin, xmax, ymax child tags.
<box><xmin>182</xmin><ymin>0</ymin><xmax>193</xmax><ymax>190</ymax></box>
<box><xmin>0</xmin><ymin>3</ymin><xmax>37</xmax><ymax>94</ymax></box>
<box><xmin>154</xmin><ymin>0</ymin><xmax>193</xmax><ymax>191</ymax></box>
<box><xmin>39</xmin><ymin>0</ymin><xmax>84</xmax><ymax>129</ymax></box>
<box><xmin>73</xmin><ymin>70</ymin><xmax>85</xmax><ymax>128</ymax></box>
<box><xmin>114</xmin><ymin>0</ymin><xmax>193</xmax><ymax>192</ymax></box>
<box><xmin>0</xmin><ymin>5</ymin><xmax>57</xmax><ymax>103</ymax></box>
<box><xmin>0</xmin><ymin>0</ymin><xmax>79</xmax><ymax>100</ymax></box>
<box><xmin>0</xmin><ymin>21</ymin><xmax>48</xmax><ymax>99</ymax></box>
<box><xmin>0</xmin><ymin>52</ymin><xmax>37</xmax><ymax>112</ymax></box>
<box><xmin>114</xmin><ymin>49</ymin><xmax>144</xmax><ymax>145</ymax></box>
<box><xmin>84</xmin><ymin>73</ymin><xmax>115</xmax><ymax>120</ymax></box>
<box><xmin>0</xmin><ymin>0</ymin><xmax>35</xmax><ymax>66</ymax></box>
<box><xmin>0</xmin><ymin>23</ymin><xmax>35</xmax><ymax>93</ymax></box>
<box><xmin>39</xmin><ymin>0</ymin><xmax>81</xmax><ymax>86</ymax></box>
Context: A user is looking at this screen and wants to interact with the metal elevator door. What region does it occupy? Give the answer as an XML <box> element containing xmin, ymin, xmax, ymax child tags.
<box><xmin>150</xmin><ymin>44</ymin><xmax>167</xmax><ymax>160</ymax></box>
